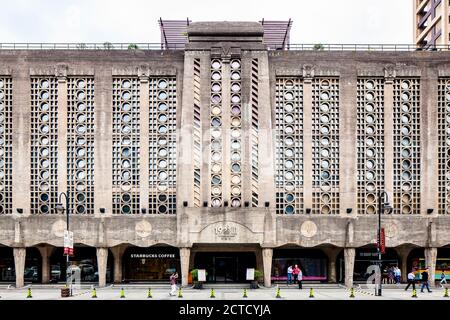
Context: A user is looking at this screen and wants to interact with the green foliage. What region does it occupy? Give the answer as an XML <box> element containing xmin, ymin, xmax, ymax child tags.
<box><xmin>313</xmin><ymin>43</ymin><xmax>324</xmax><ymax>51</ymax></box>
<box><xmin>254</xmin><ymin>269</ymin><xmax>264</xmax><ymax>281</ymax></box>
<box><xmin>128</xmin><ymin>43</ymin><xmax>139</xmax><ymax>50</ymax></box>
<box><xmin>190</xmin><ymin>269</ymin><xmax>208</xmax><ymax>281</ymax></box>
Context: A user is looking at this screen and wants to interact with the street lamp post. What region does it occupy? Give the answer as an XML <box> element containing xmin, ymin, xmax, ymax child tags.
<box><xmin>377</xmin><ymin>191</ymin><xmax>392</xmax><ymax>296</ymax></box>
<box><xmin>56</xmin><ymin>192</ymin><xmax>71</xmax><ymax>295</ymax></box>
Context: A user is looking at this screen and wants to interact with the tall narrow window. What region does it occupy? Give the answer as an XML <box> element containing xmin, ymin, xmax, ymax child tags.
<box><xmin>438</xmin><ymin>78</ymin><xmax>450</xmax><ymax>214</ymax></box>
<box><xmin>192</xmin><ymin>58</ymin><xmax>202</xmax><ymax>207</ymax></box>
<box><xmin>312</xmin><ymin>78</ymin><xmax>339</xmax><ymax>214</ymax></box>
<box><xmin>67</xmin><ymin>77</ymin><xmax>94</xmax><ymax>214</ymax></box>
<box><xmin>149</xmin><ymin>77</ymin><xmax>177</xmax><ymax>214</ymax></box>
<box><xmin>0</xmin><ymin>77</ymin><xmax>12</xmax><ymax>214</ymax></box>
<box><xmin>356</xmin><ymin>78</ymin><xmax>385</xmax><ymax>214</ymax></box>
<box><xmin>274</xmin><ymin>77</ymin><xmax>303</xmax><ymax>214</ymax></box>
<box><xmin>112</xmin><ymin>78</ymin><xmax>140</xmax><ymax>214</ymax></box>
<box><xmin>230</xmin><ymin>59</ymin><xmax>242</xmax><ymax>207</ymax></box>
<box><xmin>250</xmin><ymin>59</ymin><xmax>259</xmax><ymax>207</ymax></box>
<box><xmin>31</xmin><ymin>77</ymin><xmax>58</xmax><ymax>214</ymax></box>
<box><xmin>393</xmin><ymin>78</ymin><xmax>420</xmax><ymax>214</ymax></box>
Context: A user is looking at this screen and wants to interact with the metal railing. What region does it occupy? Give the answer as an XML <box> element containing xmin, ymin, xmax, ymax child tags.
<box><xmin>0</xmin><ymin>43</ymin><xmax>448</xmax><ymax>51</ymax></box>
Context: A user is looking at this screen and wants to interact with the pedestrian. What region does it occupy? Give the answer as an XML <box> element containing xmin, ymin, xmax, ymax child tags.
<box><xmin>395</xmin><ymin>266</ymin><xmax>401</xmax><ymax>284</ymax></box>
<box><xmin>440</xmin><ymin>271</ymin><xmax>447</xmax><ymax>287</ymax></box>
<box><xmin>287</xmin><ymin>265</ymin><xmax>293</xmax><ymax>285</ymax></box>
<box><xmin>292</xmin><ymin>264</ymin><xmax>300</xmax><ymax>286</ymax></box>
<box><xmin>420</xmin><ymin>268</ymin><xmax>432</xmax><ymax>293</ymax></box>
<box><xmin>297</xmin><ymin>268</ymin><xmax>303</xmax><ymax>289</ymax></box>
<box><xmin>169</xmin><ymin>271</ymin><xmax>178</xmax><ymax>296</ymax></box>
<box><xmin>404</xmin><ymin>270</ymin><xmax>416</xmax><ymax>291</ymax></box>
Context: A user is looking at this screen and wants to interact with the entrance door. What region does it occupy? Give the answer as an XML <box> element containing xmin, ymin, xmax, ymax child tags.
<box><xmin>215</xmin><ymin>257</ymin><xmax>237</xmax><ymax>282</ymax></box>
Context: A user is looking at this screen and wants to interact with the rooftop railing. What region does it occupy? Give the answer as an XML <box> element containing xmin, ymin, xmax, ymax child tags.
<box><xmin>0</xmin><ymin>43</ymin><xmax>448</xmax><ymax>51</ymax></box>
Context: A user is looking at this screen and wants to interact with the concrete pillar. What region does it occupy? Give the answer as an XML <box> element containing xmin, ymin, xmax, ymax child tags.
<box><xmin>383</xmin><ymin>73</ymin><xmax>394</xmax><ymax>203</ymax></box>
<box><xmin>111</xmin><ymin>245</ymin><xmax>126</xmax><ymax>283</ymax></box>
<box><xmin>13</xmin><ymin>247</ymin><xmax>26</xmax><ymax>288</ymax></box>
<box><xmin>344</xmin><ymin>248</ymin><xmax>355</xmax><ymax>288</ymax></box>
<box><xmin>38</xmin><ymin>246</ymin><xmax>55</xmax><ymax>284</ymax></box>
<box><xmin>57</xmin><ymin>73</ymin><xmax>68</xmax><ymax>200</ymax></box>
<box><xmin>302</xmin><ymin>73</ymin><xmax>312</xmax><ymax>209</ymax></box>
<box><xmin>96</xmin><ymin>247</ymin><xmax>108</xmax><ymax>287</ymax></box>
<box><xmin>139</xmin><ymin>75</ymin><xmax>149</xmax><ymax>211</ymax></box>
<box><xmin>262</xmin><ymin>248</ymin><xmax>273</xmax><ymax>287</ymax></box>
<box><xmin>180</xmin><ymin>247</ymin><xmax>191</xmax><ymax>287</ymax></box>
<box><xmin>425</xmin><ymin>247</ymin><xmax>438</xmax><ymax>287</ymax></box>
<box><xmin>395</xmin><ymin>246</ymin><xmax>412</xmax><ymax>283</ymax></box>
<box><xmin>323</xmin><ymin>247</ymin><xmax>340</xmax><ymax>283</ymax></box>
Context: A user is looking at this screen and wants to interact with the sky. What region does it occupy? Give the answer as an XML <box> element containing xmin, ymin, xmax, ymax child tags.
<box><xmin>0</xmin><ymin>0</ymin><xmax>413</xmax><ymax>44</ymax></box>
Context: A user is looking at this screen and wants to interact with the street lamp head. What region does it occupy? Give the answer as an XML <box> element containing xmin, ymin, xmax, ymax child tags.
<box><xmin>383</xmin><ymin>202</ymin><xmax>393</xmax><ymax>214</ymax></box>
<box><xmin>55</xmin><ymin>203</ymin><xmax>65</xmax><ymax>213</ymax></box>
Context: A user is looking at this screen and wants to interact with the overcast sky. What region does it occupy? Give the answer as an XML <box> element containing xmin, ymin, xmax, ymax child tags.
<box><xmin>0</xmin><ymin>0</ymin><xmax>413</xmax><ymax>44</ymax></box>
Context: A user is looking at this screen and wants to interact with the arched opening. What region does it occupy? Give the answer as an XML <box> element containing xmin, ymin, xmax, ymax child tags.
<box><xmin>272</xmin><ymin>246</ymin><xmax>328</xmax><ymax>283</ymax></box>
<box><xmin>0</xmin><ymin>246</ymin><xmax>14</xmax><ymax>282</ymax></box>
<box><xmin>49</xmin><ymin>245</ymin><xmax>113</xmax><ymax>283</ymax></box>
<box><xmin>122</xmin><ymin>245</ymin><xmax>180</xmax><ymax>282</ymax></box>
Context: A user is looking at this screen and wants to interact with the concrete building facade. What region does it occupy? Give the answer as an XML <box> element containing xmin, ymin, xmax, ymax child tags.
<box><xmin>0</xmin><ymin>22</ymin><xmax>450</xmax><ymax>288</ymax></box>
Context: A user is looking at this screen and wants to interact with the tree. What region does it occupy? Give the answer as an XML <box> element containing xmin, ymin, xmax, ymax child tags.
<box><xmin>127</xmin><ymin>43</ymin><xmax>139</xmax><ymax>50</ymax></box>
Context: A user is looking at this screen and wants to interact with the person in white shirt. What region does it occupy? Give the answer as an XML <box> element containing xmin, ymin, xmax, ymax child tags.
<box><xmin>404</xmin><ymin>270</ymin><xmax>416</xmax><ymax>291</ymax></box>
<box><xmin>287</xmin><ymin>265</ymin><xmax>293</xmax><ymax>285</ymax></box>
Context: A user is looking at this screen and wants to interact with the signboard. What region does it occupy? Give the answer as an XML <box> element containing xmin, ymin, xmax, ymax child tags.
<box><xmin>377</xmin><ymin>228</ymin><xmax>386</xmax><ymax>254</ymax></box>
<box><xmin>197</xmin><ymin>269</ymin><xmax>206</xmax><ymax>282</ymax></box>
<box><xmin>246</xmin><ymin>268</ymin><xmax>255</xmax><ymax>281</ymax></box>
<box><xmin>64</xmin><ymin>230</ymin><xmax>74</xmax><ymax>256</ymax></box>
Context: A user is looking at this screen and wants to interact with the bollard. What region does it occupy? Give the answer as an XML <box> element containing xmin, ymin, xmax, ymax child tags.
<box><xmin>120</xmin><ymin>288</ymin><xmax>125</xmax><ymax>299</ymax></box>
<box><xmin>210</xmin><ymin>288</ymin><xmax>215</xmax><ymax>298</ymax></box>
<box><xmin>243</xmin><ymin>288</ymin><xmax>248</xmax><ymax>298</ymax></box>
<box><xmin>349</xmin><ymin>287</ymin><xmax>355</xmax><ymax>298</ymax></box>
<box><xmin>275</xmin><ymin>287</ymin><xmax>281</xmax><ymax>299</ymax></box>
<box><xmin>412</xmin><ymin>289</ymin><xmax>418</xmax><ymax>298</ymax></box>
<box><xmin>92</xmin><ymin>288</ymin><xmax>97</xmax><ymax>298</ymax></box>
<box><xmin>147</xmin><ymin>288</ymin><xmax>152</xmax><ymax>299</ymax></box>
<box><xmin>26</xmin><ymin>288</ymin><xmax>32</xmax><ymax>299</ymax></box>
<box><xmin>309</xmin><ymin>288</ymin><xmax>315</xmax><ymax>298</ymax></box>
<box><xmin>444</xmin><ymin>287</ymin><xmax>449</xmax><ymax>298</ymax></box>
<box><xmin>178</xmin><ymin>287</ymin><xmax>183</xmax><ymax>298</ymax></box>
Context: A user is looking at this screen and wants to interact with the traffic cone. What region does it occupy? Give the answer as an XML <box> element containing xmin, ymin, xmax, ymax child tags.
<box><xmin>444</xmin><ymin>287</ymin><xmax>449</xmax><ymax>298</ymax></box>
<box><xmin>275</xmin><ymin>287</ymin><xmax>281</xmax><ymax>298</ymax></box>
<box><xmin>26</xmin><ymin>288</ymin><xmax>32</xmax><ymax>299</ymax></box>
<box><xmin>309</xmin><ymin>288</ymin><xmax>315</xmax><ymax>298</ymax></box>
<box><xmin>243</xmin><ymin>288</ymin><xmax>248</xmax><ymax>298</ymax></box>
<box><xmin>178</xmin><ymin>287</ymin><xmax>183</xmax><ymax>298</ymax></box>
<box><xmin>412</xmin><ymin>289</ymin><xmax>418</xmax><ymax>298</ymax></box>
<box><xmin>91</xmin><ymin>288</ymin><xmax>97</xmax><ymax>298</ymax></box>
<box><xmin>147</xmin><ymin>288</ymin><xmax>152</xmax><ymax>299</ymax></box>
<box><xmin>349</xmin><ymin>287</ymin><xmax>355</xmax><ymax>298</ymax></box>
<box><xmin>210</xmin><ymin>288</ymin><xmax>215</xmax><ymax>298</ymax></box>
<box><xmin>120</xmin><ymin>288</ymin><xmax>125</xmax><ymax>298</ymax></box>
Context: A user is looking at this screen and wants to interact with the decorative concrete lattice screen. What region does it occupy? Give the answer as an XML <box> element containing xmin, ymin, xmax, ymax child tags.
<box><xmin>31</xmin><ymin>77</ymin><xmax>58</xmax><ymax>214</ymax></box>
<box><xmin>0</xmin><ymin>78</ymin><xmax>12</xmax><ymax>214</ymax></box>
<box><xmin>67</xmin><ymin>77</ymin><xmax>94</xmax><ymax>214</ymax></box>
<box><xmin>438</xmin><ymin>78</ymin><xmax>450</xmax><ymax>214</ymax></box>
<box><xmin>192</xmin><ymin>58</ymin><xmax>202</xmax><ymax>208</ymax></box>
<box><xmin>356</xmin><ymin>78</ymin><xmax>385</xmax><ymax>214</ymax></box>
<box><xmin>112</xmin><ymin>78</ymin><xmax>140</xmax><ymax>214</ymax></box>
<box><xmin>274</xmin><ymin>77</ymin><xmax>304</xmax><ymax>214</ymax></box>
<box><xmin>250</xmin><ymin>59</ymin><xmax>259</xmax><ymax>207</ymax></box>
<box><xmin>393</xmin><ymin>78</ymin><xmax>420</xmax><ymax>214</ymax></box>
<box><xmin>149</xmin><ymin>77</ymin><xmax>177</xmax><ymax>214</ymax></box>
<box><xmin>210</xmin><ymin>59</ymin><xmax>223</xmax><ymax>207</ymax></box>
<box><xmin>312</xmin><ymin>78</ymin><xmax>340</xmax><ymax>214</ymax></box>
<box><xmin>229</xmin><ymin>59</ymin><xmax>242</xmax><ymax>207</ymax></box>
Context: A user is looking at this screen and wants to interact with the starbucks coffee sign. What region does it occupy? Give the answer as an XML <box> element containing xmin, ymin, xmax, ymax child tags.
<box><xmin>214</xmin><ymin>224</ymin><xmax>237</xmax><ymax>240</ymax></box>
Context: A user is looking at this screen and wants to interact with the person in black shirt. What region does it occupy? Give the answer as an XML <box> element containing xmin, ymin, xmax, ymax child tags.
<box><xmin>420</xmin><ymin>268</ymin><xmax>432</xmax><ymax>293</ymax></box>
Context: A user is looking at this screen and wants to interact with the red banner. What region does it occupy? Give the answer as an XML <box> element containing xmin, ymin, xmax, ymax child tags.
<box><xmin>377</xmin><ymin>228</ymin><xmax>386</xmax><ymax>254</ymax></box>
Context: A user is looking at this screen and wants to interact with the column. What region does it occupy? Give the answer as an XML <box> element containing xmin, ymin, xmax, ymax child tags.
<box><xmin>139</xmin><ymin>75</ymin><xmax>149</xmax><ymax>211</ymax></box>
<box><xmin>425</xmin><ymin>247</ymin><xmax>438</xmax><ymax>287</ymax></box>
<box><xmin>396</xmin><ymin>246</ymin><xmax>412</xmax><ymax>283</ymax></box>
<box><xmin>262</xmin><ymin>248</ymin><xmax>273</xmax><ymax>288</ymax></box>
<box><xmin>57</xmin><ymin>73</ymin><xmax>68</xmax><ymax>198</ymax></box>
<box><xmin>13</xmin><ymin>247</ymin><xmax>26</xmax><ymax>288</ymax></box>
<box><xmin>302</xmin><ymin>71</ymin><xmax>313</xmax><ymax>209</ymax></box>
<box><xmin>111</xmin><ymin>245</ymin><xmax>125</xmax><ymax>283</ymax></box>
<box><xmin>324</xmin><ymin>247</ymin><xmax>340</xmax><ymax>283</ymax></box>
<box><xmin>96</xmin><ymin>247</ymin><xmax>108</xmax><ymax>287</ymax></box>
<box><xmin>38</xmin><ymin>246</ymin><xmax>54</xmax><ymax>284</ymax></box>
<box><xmin>180</xmin><ymin>247</ymin><xmax>191</xmax><ymax>287</ymax></box>
<box><xmin>344</xmin><ymin>248</ymin><xmax>355</xmax><ymax>288</ymax></box>
<box><xmin>383</xmin><ymin>70</ymin><xmax>394</xmax><ymax>202</ymax></box>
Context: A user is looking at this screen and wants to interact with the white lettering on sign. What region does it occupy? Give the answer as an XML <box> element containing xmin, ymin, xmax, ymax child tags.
<box><xmin>130</xmin><ymin>253</ymin><xmax>176</xmax><ymax>259</ymax></box>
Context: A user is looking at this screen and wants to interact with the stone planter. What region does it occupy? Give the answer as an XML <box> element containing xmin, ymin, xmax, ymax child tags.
<box><xmin>60</xmin><ymin>287</ymin><xmax>70</xmax><ymax>297</ymax></box>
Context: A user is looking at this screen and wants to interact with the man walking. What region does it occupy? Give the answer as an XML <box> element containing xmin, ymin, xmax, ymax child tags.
<box><xmin>420</xmin><ymin>268</ymin><xmax>432</xmax><ymax>293</ymax></box>
<box><xmin>297</xmin><ymin>267</ymin><xmax>303</xmax><ymax>289</ymax></box>
<box><xmin>287</xmin><ymin>265</ymin><xmax>293</xmax><ymax>285</ymax></box>
<box><xmin>404</xmin><ymin>270</ymin><xmax>416</xmax><ymax>291</ymax></box>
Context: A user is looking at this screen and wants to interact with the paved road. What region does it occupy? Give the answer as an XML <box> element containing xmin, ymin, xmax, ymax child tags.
<box><xmin>0</xmin><ymin>286</ymin><xmax>448</xmax><ymax>300</ymax></box>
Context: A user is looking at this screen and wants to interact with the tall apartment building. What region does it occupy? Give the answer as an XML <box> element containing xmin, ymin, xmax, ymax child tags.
<box><xmin>414</xmin><ymin>0</ymin><xmax>450</xmax><ymax>48</ymax></box>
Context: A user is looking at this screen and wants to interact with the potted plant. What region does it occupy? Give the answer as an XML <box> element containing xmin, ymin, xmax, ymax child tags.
<box><xmin>250</xmin><ymin>269</ymin><xmax>264</xmax><ymax>289</ymax></box>
<box><xmin>190</xmin><ymin>269</ymin><xmax>207</xmax><ymax>289</ymax></box>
